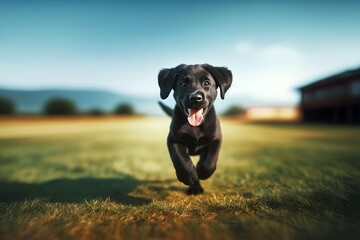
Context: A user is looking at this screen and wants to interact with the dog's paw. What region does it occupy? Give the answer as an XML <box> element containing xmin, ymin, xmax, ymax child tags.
<box><xmin>186</xmin><ymin>180</ymin><xmax>204</xmax><ymax>195</ymax></box>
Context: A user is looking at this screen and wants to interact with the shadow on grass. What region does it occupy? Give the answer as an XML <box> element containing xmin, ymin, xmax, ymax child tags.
<box><xmin>0</xmin><ymin>175</ymin><xmax>153</xmax><ymax>206</ymax></box>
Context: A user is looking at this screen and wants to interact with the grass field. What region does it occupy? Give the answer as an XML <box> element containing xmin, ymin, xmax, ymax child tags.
<box><xmin>0</xmin><ymin>117</ymin><xmax>359</xmax><ymax>240</ymax></box>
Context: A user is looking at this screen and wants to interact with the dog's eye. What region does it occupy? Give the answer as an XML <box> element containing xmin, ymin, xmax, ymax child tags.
<box><xmin>180</xmin><ymin>81</ymin><xmax>188</xmax><ymax>87</ymax></box>
<box><xmin>203</xmin><ymin>80</ymin><xmax>211</xmax><ymax>87</ymax></box>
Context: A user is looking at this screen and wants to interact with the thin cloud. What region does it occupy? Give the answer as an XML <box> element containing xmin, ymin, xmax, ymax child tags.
<box><xmin>235</xmin><ymin>41</ymin><xmax>255</xmax><ymax>54</ymax></box>
<box><xmin>261</xmin><ymin>45</ymin><xmax>302</xmax><ymax>60</ymax></box>
<box><xmin>235</xmin><ymin>41</ymin><xmax>302</xmax><ymax>60</ymax></box>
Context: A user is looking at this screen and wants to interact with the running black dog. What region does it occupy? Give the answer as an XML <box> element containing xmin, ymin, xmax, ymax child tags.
<box><xmin>158</xmin><ymin>64</ymin><xmax>232</xmax><ymax>195</ymax></box>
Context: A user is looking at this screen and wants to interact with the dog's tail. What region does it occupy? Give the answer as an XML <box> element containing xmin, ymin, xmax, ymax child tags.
<box><xmin>158</xmin><ymin>101</ymin><xmax>173</xmax><ymax>117</ymax></box>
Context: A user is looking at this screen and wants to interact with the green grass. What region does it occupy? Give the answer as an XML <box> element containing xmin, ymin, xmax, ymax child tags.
<box><xmin>0</xmin><ymin>117</ymin><xmax>359</xmax><ymax>240</ymax></box>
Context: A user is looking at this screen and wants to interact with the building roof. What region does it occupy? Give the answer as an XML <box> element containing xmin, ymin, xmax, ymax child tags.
<box><xmin>298</xmin><ymin>67</ymin><xmax>360</xmax><ymax>91</ymax></box>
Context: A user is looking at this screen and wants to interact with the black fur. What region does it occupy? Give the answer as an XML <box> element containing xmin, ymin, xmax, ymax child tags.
<box><xmin>158</xmin><ymin>101</ymin><xmax>173</xmax><ymax>117</ymax></box>
<box><xmin>158</xmin><ymin>64</ymin><xmax>232</xmax><ymax>195</ymax></box>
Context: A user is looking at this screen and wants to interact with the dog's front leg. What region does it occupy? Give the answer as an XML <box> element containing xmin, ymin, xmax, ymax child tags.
<box><xmin>167</xmin><ymin>142</ymin><xmax>198</xmax><ymax>186</ymax></box>
<box><xmin>196</xmin><ymin>139</ymin><xmax>221</xmax><ymax>180</ymax></box>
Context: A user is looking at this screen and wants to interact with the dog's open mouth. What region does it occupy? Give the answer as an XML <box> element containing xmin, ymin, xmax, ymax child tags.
<box><xmin>185</xmin><ymin>107</ymin><xmax>207</xmax><ymax>127</ymax></box>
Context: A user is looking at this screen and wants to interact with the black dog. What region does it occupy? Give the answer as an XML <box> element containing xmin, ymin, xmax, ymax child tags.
<box><xmin>158</xmin><ymin>64</ymin><xmax>232</xmax><ymax>195</ymax></box>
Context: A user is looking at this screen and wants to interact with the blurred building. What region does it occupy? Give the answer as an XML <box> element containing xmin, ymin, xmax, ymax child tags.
<box><xmin>299</xmin><ymin>67</ymin><xmax>360</xmax><ymax>123</ymax></box>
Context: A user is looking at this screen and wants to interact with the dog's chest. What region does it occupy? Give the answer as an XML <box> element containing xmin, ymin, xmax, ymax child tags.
<box><xmin>174</xmin><ymin>125</ymin><xmax>214</xmax><ymax>153</ymax></box>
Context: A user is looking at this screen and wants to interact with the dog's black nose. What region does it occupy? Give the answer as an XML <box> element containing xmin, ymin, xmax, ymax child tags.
<box><xmin>189</xmin><ymin>93</ymin><xmax>203</xmax><ymax>103</ymax></box>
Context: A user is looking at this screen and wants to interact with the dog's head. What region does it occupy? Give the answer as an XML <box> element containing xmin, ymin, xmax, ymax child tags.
<box><xmin>158</xmin><ymin>64</ymin><xmax>232</xmax><ymax>127</ymax></box>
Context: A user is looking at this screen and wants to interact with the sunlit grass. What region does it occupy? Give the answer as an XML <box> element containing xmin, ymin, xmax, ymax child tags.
<box><xmin>0</xmin><ymin>117</ymin><xmax>359</xmax><ymax>240</ymax></box>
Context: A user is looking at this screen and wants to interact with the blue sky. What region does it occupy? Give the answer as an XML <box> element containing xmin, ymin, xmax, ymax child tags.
<box><xmin>1</xmin><ymin>0</ymin><xmax>360</xmax><ymax>105</ymax></box>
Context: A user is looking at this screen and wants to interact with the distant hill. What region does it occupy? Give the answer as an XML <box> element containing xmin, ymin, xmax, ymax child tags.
<box><xmin>0</xmin><ymin>88</ymin><xmax>158</xmax><ymax>114</ymax></box>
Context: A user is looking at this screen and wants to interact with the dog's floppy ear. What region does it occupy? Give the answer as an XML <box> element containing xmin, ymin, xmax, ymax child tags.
<box><xmin>158</xmin><ymin>64</ymin><xmax>187</xmax><ymax>99</ymax></box>
<box><xmin>202</xmin><ymin>64</ymin><xmax>232</xmax><ymax>99</ymax></box>
<box><xmin>158</xmin><ymin>68</ymin><xmax>173</xmax><ymax>99</ymax></box>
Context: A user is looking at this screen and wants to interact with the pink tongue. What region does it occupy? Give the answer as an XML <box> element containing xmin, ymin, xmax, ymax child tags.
<box><xmin>187</xmin><ymin>108</ymin><xmax>204</xmax><ymax>127</ymax></box>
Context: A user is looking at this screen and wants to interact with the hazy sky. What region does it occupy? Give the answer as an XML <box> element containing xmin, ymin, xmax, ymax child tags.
<box><xmin>1</xmin><ymin>0</ymin><xmax>360</xmax><ymax>105</ymax></box>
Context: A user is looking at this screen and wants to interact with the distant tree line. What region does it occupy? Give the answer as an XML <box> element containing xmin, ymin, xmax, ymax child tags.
<box><xmin>0</xmin><ymin>96</ymin><xmax>137</xmax><ymax>116</ymax></box>
<box><xmin>221</xmin><ymin>105</ymin><xmax>245</xmax><ymax>116</ymax></box>
<box><xmin>1</xmin><ymin>96</ymin><xmax>246</xmax><ymax>117</ymax></box>
<box><xmin>43</xmin><ymin>98</ymin><xmax>77</xmax><ymax>115</ymax></box>
<box><xmin>0</xmin><ymin>97</ymin><xmax>16</xmax><ymax>115</ymax></box>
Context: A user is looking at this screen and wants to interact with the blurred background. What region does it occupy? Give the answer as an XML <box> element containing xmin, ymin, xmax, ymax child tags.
<box><xmin>1</xmin><ymin>2</ymin><xmax>360</xmax><ymax>239</ymax></box>
<box><xmin>0</xmin><ymin>0</ymin><xmax>360</xmax><ymax>122</ymax></box>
